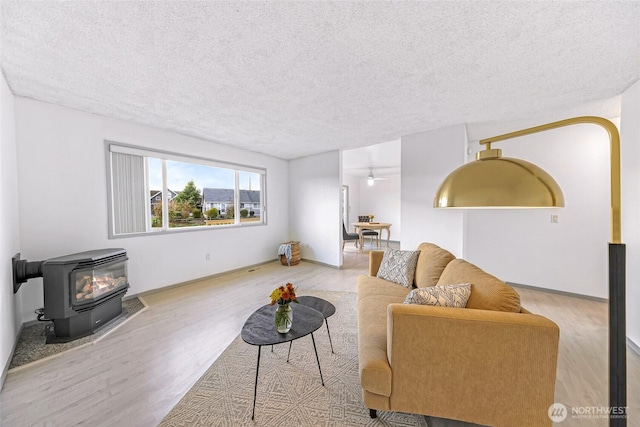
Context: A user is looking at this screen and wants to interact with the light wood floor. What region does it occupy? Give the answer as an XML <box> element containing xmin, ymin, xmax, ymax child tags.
<box><xmin>1</xmin><ymin>241</ymin><xmax>638</xmax><ymax>427</ymax></box>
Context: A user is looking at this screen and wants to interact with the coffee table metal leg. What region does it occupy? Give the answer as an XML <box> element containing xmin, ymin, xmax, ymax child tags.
<box><xmin>325</xmin><ymin>319</ymin><xmax>334</xmax><ymax>353</ymax></box>
<box><xmin>251</xmin><ymin>345</ymin><xmax>262</xmax><ymax>420</ymax></box>
<box><xmin>310</xmin><ymin>333</ymin><xmax>324</xmax><ymax>386</ymax></box>
<box><xmin>287</xmin><ymin>341</ymin><xmax>293</xmax><ymax>362</ymax></box>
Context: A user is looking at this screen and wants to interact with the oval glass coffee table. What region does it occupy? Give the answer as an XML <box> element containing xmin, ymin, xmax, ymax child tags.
<box><xmin>241</xmin><ymin>303</ymin><xmax>325</xmax><ymax>420</ymax></box>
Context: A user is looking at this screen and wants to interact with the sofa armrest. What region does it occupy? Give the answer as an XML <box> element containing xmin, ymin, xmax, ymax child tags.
<box><xmin>369</xmin><ymin>250</ymin><xmax>385</xmax><ymax>276</ymax></box>
<box><xmin>386</xmin><ymin>303</ymin><xmax>559</xmax><ymax>427</ymax></box>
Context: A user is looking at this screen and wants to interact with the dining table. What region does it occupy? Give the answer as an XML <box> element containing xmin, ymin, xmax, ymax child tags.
<box><xmin>351</xmin><ymin>222</ymin><xmax>392</xmax><ymax>252</ymax></box>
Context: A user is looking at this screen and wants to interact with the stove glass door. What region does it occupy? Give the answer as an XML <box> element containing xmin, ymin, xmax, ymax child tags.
<box><xmin>72</xmin><ymin>260</ymin><xmax>128</xmax><ymax>305</ymax></box>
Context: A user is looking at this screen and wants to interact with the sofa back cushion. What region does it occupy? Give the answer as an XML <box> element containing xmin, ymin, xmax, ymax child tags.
<box><xmin>413</xmin><ymin>243</ymin><xmax>456</xmax><ymax>288</ymax></box>
<box><xmin>437</xmin><ymin>259</ymin><xmax>521</xmax><ymax>312</ymax></box>
<box><xmin>376</xmin><ymin>248</ymin><xmax>421</xmax><ymax>288</ymax></box>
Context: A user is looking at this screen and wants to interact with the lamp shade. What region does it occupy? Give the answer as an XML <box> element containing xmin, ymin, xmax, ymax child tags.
<box><xmin>434</xmin><ymin>151</ymin><xmax>565</xmax><ymax>208</ymax></box>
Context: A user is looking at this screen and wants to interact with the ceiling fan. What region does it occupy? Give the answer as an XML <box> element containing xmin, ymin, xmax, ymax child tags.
<box><xmin>367</xmin><ymin>167</ymin><xmax>389</xmax><ymax>186</ymax></box>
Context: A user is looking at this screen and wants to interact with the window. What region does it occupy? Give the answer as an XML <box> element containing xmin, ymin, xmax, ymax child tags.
<box><xmin>107</xmin><ymin>143</ymin><xmax>266</xmax><ymax>237</ymax></box>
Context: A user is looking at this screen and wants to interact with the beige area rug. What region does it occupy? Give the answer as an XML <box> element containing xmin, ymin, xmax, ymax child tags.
<box><xmin>160</xmin><ymin>290</ymin><xmax>429</xmax><ymax>426</ymax></box>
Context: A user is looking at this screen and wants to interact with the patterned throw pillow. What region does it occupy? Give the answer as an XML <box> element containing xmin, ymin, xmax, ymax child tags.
<box><xmin>376</xmin><ymin>248</ymin><xmax>421</xmax><ymax>288</ymax></box>
<box><xmin>403</xmin><ymin>284</ymin><xmax>471</xmax><ymax>308</ymax></box>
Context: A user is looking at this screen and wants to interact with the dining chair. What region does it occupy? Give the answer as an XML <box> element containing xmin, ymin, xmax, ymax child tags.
<box><xmin>342</xmin><ymin>222</ymin><xmax>359</xmax><ymax>250</ymax></box>
<box><xmin>357</xmin><ymin>216</ymin><xmax>379</xmax><ymax>247</ymax></box>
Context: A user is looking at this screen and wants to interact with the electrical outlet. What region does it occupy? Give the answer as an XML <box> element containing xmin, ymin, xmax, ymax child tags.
<box><xmin>551</xmin><ymin>214</ymin><xmax>559</xmax><ymax>223</ymax></box>
<box><xmin>205</xmin><ymin>253</ymin><xmax>210</xmax><ymax>261</ymax></box>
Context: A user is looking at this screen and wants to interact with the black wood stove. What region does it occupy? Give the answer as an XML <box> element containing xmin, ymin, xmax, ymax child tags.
<box><xmin>12</xmin><ymin>248</ymin><xmax>130</xmax><ymax>343</ymax></box>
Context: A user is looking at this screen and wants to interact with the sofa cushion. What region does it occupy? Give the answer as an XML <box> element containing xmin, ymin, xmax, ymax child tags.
<box><xmin>403</xmin><ymin>284</ymin><xmax>471</xmax><ymax>308</ymax></box>
<box><xmin>376</xmin><ymin>248</ymin><xmax>421</xmax><ymax>288</ymax></box>
<box><xmin>357</xmin><ymin>275</ymin><xmax>410</xmax><ymax>397</ymax></box>
<box><xmin>357</xmin><ymin>294</ymin><xmax>393</xmax><ymax>396</ymax></box>
<box><xmin>413</xmin><ymin>243</ymin><xmax>456</xmax><ymax>288</ymax></box>
<box><xmin>437</xmin><ymin>259</ymin><xmax>521</xmax><ymax>312</ymax></box>
<box><xmin>357</xmin><ymin>275</ymin><xmax>413</xmax><ymax>301</ymax></box>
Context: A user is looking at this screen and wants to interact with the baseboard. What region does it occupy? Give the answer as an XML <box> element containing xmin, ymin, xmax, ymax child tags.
<box><xmin>18</xmin><ymin>294</ymin><xmax>141</xmax><ymax>328</ymax></box>
<box><xmin>507</xmin><ymin>281</ymin><xmax>608</xmax><ymax>303</ymax></box>
<box><xmin>1</xmin><ymin>322</ymin><xmax>24</xmax><ymax>391</ymax></box>
<box><xmin>138</xmin><ymin>259</ymin><xmax>277</xmax><ymax>298</ymax></box>
<box><xmin>509</xmin><ymin>282</ymin><xmax>640</xmax><ymax>354</ymax></box>
<box><xmin>122</xmin><ymin>293</ymin><xmax>141</xmax><ymax>302</ymax></box>
<box><xmin>1</xmin><ymin>354</ymin><xmax>7</xmax><ymax>391</ymax></box>
<box><xmin>21</xmin><ymin>318</ymin><xmax>41</xmax><ymax>328</ymax></box>
<box><xmin>138</xmin><ymin>258</ymin><xmax>339</xmax><ymax>298</ymax></box>
<box><xmin>301</xmin><ymin>258</ymin><xmax>341</xmax><ymax>269</ymax></box>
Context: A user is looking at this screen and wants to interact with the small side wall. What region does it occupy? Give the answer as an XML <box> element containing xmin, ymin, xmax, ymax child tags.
<box><xmin>621</xmin><ymin>79</ymin><xmax>640</xmax><ymax>348</ymax></box>
<box><xmin>288</xmin><ymin>150</ymin><xmax>342</xmax><ymax>267</ymax></box>
<box><xmin>0</xmin><ymin>74</ymin><xmax>22</xmax><ymax>385</ymax></box>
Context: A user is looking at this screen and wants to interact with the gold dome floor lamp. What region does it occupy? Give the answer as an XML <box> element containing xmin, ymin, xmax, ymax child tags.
<box><xmin>434</xmin><ymin>116</ymin><xmax>626</xmax><ymax>426</ymax></box>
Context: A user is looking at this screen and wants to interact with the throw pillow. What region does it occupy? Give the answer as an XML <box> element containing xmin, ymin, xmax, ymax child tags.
<box><xmin>403</xmin><ymin>284</ymin><xmax>471</xmax><ymax>308</ymax></box>
<box><xmin>376</xmin><ymin>248</ymin><xmax>421</xmax><ymax>288</ymax></box>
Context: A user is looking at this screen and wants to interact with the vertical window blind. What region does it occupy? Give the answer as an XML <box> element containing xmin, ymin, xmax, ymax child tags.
<box><xmin>111</xmin><ymin>152</ymin><xmax>147</xmax><ymax>234</ymax></box>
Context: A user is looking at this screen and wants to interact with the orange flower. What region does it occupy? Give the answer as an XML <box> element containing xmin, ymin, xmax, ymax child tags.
<box><xmin>269</xmin><ymin>283</ymin><xmax>298</xmax><ymax>305</ymax></box>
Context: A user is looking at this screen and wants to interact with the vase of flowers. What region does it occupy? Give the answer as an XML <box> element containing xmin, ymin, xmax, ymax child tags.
<box><xmin>270</xmin><ymin>282</ymin><xmax>298</xmax><ymax>333</ymax></box>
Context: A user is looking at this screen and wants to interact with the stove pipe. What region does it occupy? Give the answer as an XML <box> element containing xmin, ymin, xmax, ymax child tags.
<box><xmin>12</xmin><ymin>253</ymin><xmax>44</xmax><ymax>293</ymax></box>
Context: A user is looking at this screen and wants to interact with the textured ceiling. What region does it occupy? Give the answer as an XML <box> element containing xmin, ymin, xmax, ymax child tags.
<box><xmin>2</xmin><ymin>1</ymin><xmax>639</xmax><ymax>160</ymax></box>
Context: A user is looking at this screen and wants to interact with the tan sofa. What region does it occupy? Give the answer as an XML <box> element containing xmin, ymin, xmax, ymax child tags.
<box><xmin>357</xmin><ymin>243</ymin><xmax>560</xmax><ymax>427</ymax></box>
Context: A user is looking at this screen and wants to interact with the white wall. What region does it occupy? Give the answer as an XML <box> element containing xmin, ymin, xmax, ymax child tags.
<box><xmin>621</xmin><ymin>79</ymin><xmax>640</xmax><ymax>347</ymax></box>
<box><xmin>342</xmin><ymin>174</ymin><xmax>361</xmax><ymax>228</ymax></box>
<box><xmin>14</xmin><ymin>98</ymin><xmax>289</xmax><ymax>322</ymax></box>
<box><xmin>465</xmin><ymin>120</ymin><xmax>614</xmax><ymax>298</ymax></box>
<box><xmin>0</xmin><ymin>74</ymin><xmax>22</xmax><ymax>380</ymax></box>
<box><xmin>401</xmin><ymin>125</ymin><xmax>466</xmax><ymax>256</ymax></box>
<box><xmin>358</xmin><ymin>174</ymin><xmax>401</xmax><ymax>239</ymax></box>
<box><xmin>289</xmin><ymin>151</ymin><xmax>341</xmax><ymax>267</ymax></box>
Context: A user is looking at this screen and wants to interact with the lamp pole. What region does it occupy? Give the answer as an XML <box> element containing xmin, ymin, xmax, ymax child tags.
<box><xmin>478</xmin><ymin>116</ymin><xmax>626</xmax><ymax>426</ymax></box>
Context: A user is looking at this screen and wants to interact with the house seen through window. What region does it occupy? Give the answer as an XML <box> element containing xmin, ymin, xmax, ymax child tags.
<box><xmin>108</xmin><ymin>143</ymin><xmax>266</xmax><ymax>237</ymax></box>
